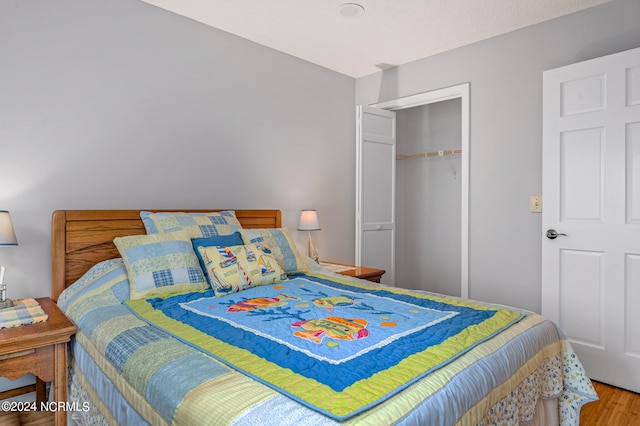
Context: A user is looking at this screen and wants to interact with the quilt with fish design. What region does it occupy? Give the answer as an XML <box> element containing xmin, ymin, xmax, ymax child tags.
<box><xmin>127</xmin><ymin>273</ymin><xmax>524</xmax><ymax>420</ymax></box>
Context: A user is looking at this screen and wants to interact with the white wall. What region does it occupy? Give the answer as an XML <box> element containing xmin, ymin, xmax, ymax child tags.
<box><xmin>356</xmin><ymin>0</ymin><xmax>640</xmax><ymax>312</ymax></box>
<box><xmin>0</xmin><ymin>0</ymin><xmax>355</xmax><ymax>300</ymax></box>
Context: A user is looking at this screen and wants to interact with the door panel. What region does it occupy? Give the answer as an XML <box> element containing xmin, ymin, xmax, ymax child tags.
<box><xmin>626</xmin><ymin>254</ymin><xmax>640</xmax><ymax>356</ymax></box>
<box><xmin>561</xmin><ymin>74</ymin><xmax>605</xmax><ymax>116</ymax></box>
<box><xmin>362</xmin><ymin>229</ymin><xmax>394</xmax><ymax>284</ymax></box>
<box><xmin>362</xmin><ymin>111</ymin><xmax>395</xmax><ymax>138</ymax></box>
<box><xmin>362</xmin><ymin>141</ymin><xmax>394</xmax><ymax>224</ymax></box>
<box><xmin>542</xmin><ymin>46</ymin><xmax>640</xmax><ymax>392</ymax></box>
<box><xmin>559</xmin><ymin>249</ymin><xmax>604</xmax><ymax>348</ymax></box>
<box><xmin>628</xmin><ymin>122</ymin><xmax>640</xmax><ymax>222</ymax></box>
<box><xmin>560</xmin><ymin>127</ymin><xmax>604</xmax><ymax>221</ymax></box>
<box><xmin>356</xmin><ymin>105</ymin><xmax>396</xmax><ymax>285</ymax></box>
<box><xmin>627</xmin><ymin>66</ymin><xmax>640</xmax><ymax>106</ymax></box>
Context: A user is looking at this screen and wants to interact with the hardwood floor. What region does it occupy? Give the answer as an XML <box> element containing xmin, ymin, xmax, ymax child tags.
<box><xmin>0</xmin><ymin>410</ymin><xmax>53</xmax><ymax>426</ymax></box>
<box><xmin>581</xmin><ymin>381</ymin><xmax>640</xmax><ymax>425</ymax></box>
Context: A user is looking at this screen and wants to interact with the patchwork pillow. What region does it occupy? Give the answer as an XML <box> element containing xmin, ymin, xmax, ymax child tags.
<box><xmin>239</xmin><ymin>228</ymin><xmax>310</xmax><ymax>274</ymax></box>
<box><xmin>192</xmin><ymin>232</ymin><xmax>244</xmax><ymax>274</ymax></box>
<box><xmin>198</xmin><ymin>244</ymin><xmax>287</xmax><ymax>297</ymax></box>
<box><xmin>140</xmin><ymin>211</ymin><xmax>242</xmax><ymax>239</ymax></box>
<box><xmin>114</xmin><ymin>231</ymin><xmax>209</xmax><ymax>300</ymax></box>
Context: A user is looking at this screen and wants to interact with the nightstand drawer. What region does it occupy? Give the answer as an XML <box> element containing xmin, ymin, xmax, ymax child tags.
<box><xmin>0</xmin><ymin>348</ymin><xmax>35</xmax><ymax>361</ymax></box>
<box><xmin>0</xmin><ymin>345</ymin><xmax>54</xmax><ymax>382</ymax></box>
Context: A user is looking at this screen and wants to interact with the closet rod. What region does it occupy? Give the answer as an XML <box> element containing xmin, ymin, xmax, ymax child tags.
<box><xmin>396</xmin><ymin>148</ymin><xmax>462</xmax><ymax>160</ymax></box>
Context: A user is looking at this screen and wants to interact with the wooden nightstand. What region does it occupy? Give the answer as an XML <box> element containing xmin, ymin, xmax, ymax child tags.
<box><xmin>320</xmin><ymin>262</ymin><xmax>386</xmax><ymax>283</ymax></box>
<box><xmin>0</xmin><ymin>297</ymin><xmax>76</xmax><ymax>426</ymax></box>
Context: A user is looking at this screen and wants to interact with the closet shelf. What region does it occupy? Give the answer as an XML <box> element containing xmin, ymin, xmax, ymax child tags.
<box><xmin>396</xmin><ymin>148</ymin><xmax>462</xmax><ymax>160</ymax></box>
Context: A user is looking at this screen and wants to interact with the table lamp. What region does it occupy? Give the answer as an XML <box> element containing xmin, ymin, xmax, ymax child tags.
<box><xmin>0</xmin><ymin>210</ymin><xmax>18</xmax><ymax>307</ymax></box>
<box><xmin>297</xmin><ymin>209</ymin><xmax>320</xmax><ymax>262</ymax></box>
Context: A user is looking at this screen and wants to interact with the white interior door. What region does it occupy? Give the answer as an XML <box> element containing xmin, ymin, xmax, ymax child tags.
<box><xmin>542</xmin><ymin>47</ymin><xmax>640</xmax><ymax>392</ymax></box>
<box><xmin>356</xmin><ymin>105</ymin><xmax>396</xmax><ymax>285</ymax></box>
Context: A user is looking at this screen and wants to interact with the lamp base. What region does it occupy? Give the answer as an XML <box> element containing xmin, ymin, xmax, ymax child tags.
<box><xmin>307</xmin><ymin>233</ymin><xmax>320</xmax><ymax>263</ymax></box>
<box><xmin>0</xmin><ymin>299</ymin><xmax>13</xmax><ymax>310</ymax></box>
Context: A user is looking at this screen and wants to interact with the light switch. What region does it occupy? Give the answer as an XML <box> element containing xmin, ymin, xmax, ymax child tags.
<box><xmin>530</xmin><ymin>195</ymin><xmax>542</xmax><ymax>213</ymax></box>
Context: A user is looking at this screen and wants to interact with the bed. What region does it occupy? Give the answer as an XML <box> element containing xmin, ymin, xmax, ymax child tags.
<box><xmin>51</xmin><ymin>209</ymin><xmax>597</xmax><ymax>426</ymax></box>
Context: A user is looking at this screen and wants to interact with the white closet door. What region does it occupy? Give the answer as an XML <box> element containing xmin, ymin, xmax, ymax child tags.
<box><xmin>542</xmin><ymin>46</ymin><xmax>640</xmax><ymax>392</ymax></box>
<box><xmin>356</xmin><ymin>105</ymin><xmax>396</xmax><ymax>285</ymax></box>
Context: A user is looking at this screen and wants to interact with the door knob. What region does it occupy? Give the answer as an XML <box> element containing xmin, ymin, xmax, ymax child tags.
<box><xmin>546</xmin><ymin>229</ymin><xmax>567</xmax><ymax>239</ymax></box>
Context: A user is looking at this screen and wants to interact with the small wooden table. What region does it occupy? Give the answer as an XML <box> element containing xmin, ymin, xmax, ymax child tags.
<box><xmin>0</xmin><ymin>297</ymin><xmax>76</xmax><ymax>426</ymax></box>
<box><xmin>320</xmin><ymin>262</ymin><xmax>386</xmax><ymax>283</ymax></box>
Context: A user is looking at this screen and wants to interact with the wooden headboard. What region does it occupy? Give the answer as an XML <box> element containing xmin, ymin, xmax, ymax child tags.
<box><xmin>51</xmin><ymin>209</ymin><xmax>282</xmax><ymax>301</ymax></box>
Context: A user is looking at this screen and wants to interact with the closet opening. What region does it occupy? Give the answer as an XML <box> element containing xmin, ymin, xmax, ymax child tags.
<box><xmin>373</xmin><ymin>83</ymin><xmax>469</xmax><ymax>298</ymax></box>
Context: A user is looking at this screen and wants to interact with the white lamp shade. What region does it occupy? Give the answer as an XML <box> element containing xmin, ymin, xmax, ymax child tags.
<box><xmin>0</xmin><ymin>211</ymin><xmax>18</xmax><ymax>246</ymax></box>
<box><xmin>297</xmin><ymin>209</ymin><xmax>320</xmax><ymax>231</ymax></box>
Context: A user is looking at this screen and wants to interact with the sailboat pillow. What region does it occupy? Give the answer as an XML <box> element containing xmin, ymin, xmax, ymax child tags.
<box><xmin>239</xmin><ymin>228</ymin><xmax>310</xmax><ymax>274</ymax></box>
<box><xmin>198</xmin><ymin>244</ymin><xmax>288</xmax><ymax>297</ymax></box>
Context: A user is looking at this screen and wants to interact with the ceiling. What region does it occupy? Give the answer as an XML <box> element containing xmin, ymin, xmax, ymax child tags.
<box><xmin>140</xmin><ymin>0</ymin><xmax>611</xmax><ymax>78</ymax></box>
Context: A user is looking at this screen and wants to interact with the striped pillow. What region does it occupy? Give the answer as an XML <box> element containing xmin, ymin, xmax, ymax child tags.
<box><xmin>140</xmin><ymin>211</ymin><xmax>242</xmax><ymax>239</ymax></box>
<box><xmin>114</xmin><ymin>231</ymin><xmax>208</xmax><ymax>300</ymax></box>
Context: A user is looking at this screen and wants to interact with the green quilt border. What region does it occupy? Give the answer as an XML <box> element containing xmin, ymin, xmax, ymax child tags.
<box><xmin>127</xmin><ymin>277</ymin><xmax>523</xmax><ymax>419</ymax></box>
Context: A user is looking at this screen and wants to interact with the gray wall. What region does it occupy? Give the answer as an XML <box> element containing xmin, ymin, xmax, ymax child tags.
<box><xmin>0</xmin><ymin>0</ymin><xmax>355</xmax><ymax>300</ymax></box>
<box><xmin>396</xmin><ymin>99</ymin><xmax>461</xmax><ymax>296</ymax></box>
<box><xmin>1</xmin><ymin>0</ymin><xmax>638</xmax><ymax>318</ymax></box>
<box><xmin>356</xmin><ymin>0</ymin><xmax>640</xmax><ymax>312</ymax></box>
